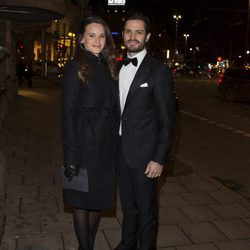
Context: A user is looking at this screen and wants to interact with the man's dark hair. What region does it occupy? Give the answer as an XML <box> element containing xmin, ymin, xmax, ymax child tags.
<box><xmin>125</xmin><ymin>12</ymin><xmax>151</xmax><ymax>34</ymax></box>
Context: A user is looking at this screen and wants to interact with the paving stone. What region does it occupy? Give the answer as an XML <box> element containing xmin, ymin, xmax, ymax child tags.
<box><xmin>181</xmin><ymin>222</ymin><xmax>227</xmax><ymax>244</ymax></box>
<box><xmin>7</xmin><ymin>158</ymin><xmax>25</xmax><ymax>170</ymax></box>
<box><xmin>220</xmin><ymin>188</ymin><xmax>250</xmax><ymax>210</ymax></box>
<box><xmin>104</xmin><ymin>229</ymin><xmax>121</xmax><ymax>249</ymax></box>
<box><xmin>162</xmin><ymin>182</ymin><xmax>190</xmax><ymax>195</ymax></box>
<box><xmin>115</xmin><ymin>210</ymin><xmax>123</xmax><ymax>225</ymax></box>
<box><xmin>39</xmin><ymin>164</ymin><xmax>59</xmax><ymax>175</ymax></box>
<box><xmin>157</xmin><ymin>225</ymin><xmax>191</xmax><ymax>247</ymax></box>
<box><xmin>99</xmin><ymin>217</ymin><xmax>121</xmax><ymax>230</ymax></box>
<box><xmin>243</xmin><ymin>217</ymin><xmax>250</xmax><ymax>226</ymax></box>
<box><xmin>115</xmin><ymin>196</ymin><xmax>122</xmax><ymax>212</ymax></box>
<box><xmin>209</xmin><ymin>203</ymin><xmax>250</xmax><ymax>219</ymax></box>
<box><xmin>6</xmin><ymin>186</ymin><xmax>39</xmax><ymax>199</ymax></box>
<box><xmin>181</xmin><ymin>180</ymin><xmax>218</xmax><ymax>192</ymax></box>
<box><xmin>4</xmin><ymin>214</ymin><xmax>41</xmax><ymax>234</ymax></box>
<box><xmin>176</xmin><ymin>243</ymin><xmax>217</xmax><ymax>250</ymax></box>
<box><xmin>0</xmin><ymin>134</ymin><xmax>8</xmax><ymax>146</ymax></box>
<box><xmin>6</xmin><ymin>174</ymin><xmax>23</xmax><ymax>186</ymax></box>
<box><xmin>62</xmin><ymin>230</ymin><xmax>111</xmax><ymax>250</ymax></box>
<box><xmin>49</xmin><ymin>156</ymin><xmax>63</xmax><ymax>167</ymax></box>
<box><xmin>180</xmin><ymin>173</ymin><xmax>203</xmax><ymax>181</ymax></box>
<box><xmin>56</xmin><ymin>197</ymin><xmax>65</xmax><ymax>213</ymax></box>
<box><xmin>212</xmin><ymin>219</ymin><xmax>250</xmax><ymax>240</ymax></box>
<box><xmin>157</xmin><ymin>248</ymin><xmax>176</xmax><ymax>250</ymax></box>
<box><xmin>207</xmin><ymin>191</ymin><xmax>234</xmax><ymax>203</ymax></box>
<box><xmin>214</xmin><ymin>239</ymin><xmax>250</xmax><ymax>250</ymax></box>
<box><xmin>180</xmin><ymin>206</ymin><xmax>221</xmax><ymax>222</ymax></box>
<box><xmin>95</xmin><ymin>231</ymin><xmax>111</xmax><ymax>250</ymax></box>
<box><xmin>13</xmin><ymin>146</ymin><xmax>27</xmax><ymax>159</ymax></box>
<box><xmin>4</xmin><ymin>198</ymin><xmax>20</xmax><ymax>215</ymax></box>
<box><xmin>21</xmin><ymin>198</ymin><xmax>57</xmax><ymax>214</ymax></box>
<box><xmin>24</xmin><ymin>140</ymin><xmax>37</xmax><ymax>150</ymax></box>
<box><xmin>36</xmin><ymin>144</ymin><xmax>50</xmax><ymax>152</ymax></box>
<box><xmin>0</xmin><ymin>210</ymin><xmax>4</xmax><ymax>238</ymax></box>
<box><xmin>15</xmin><ymin>134</ymin><xmax>28</xmax><ymax>143</ymax></box>
<box><xmin>158</xmin><ymin>208</ymin><xmax>191</xmax><ymax>225</ymax></box>
<box><xmin>61</xmin><ymin>231</ymin><xmax>80</xmax><ymax>250</ymax></box>
<box><xmin>10</xmin><ymin>164</ymin><xmax>37</xmax><ymax>175</ymax></box>
<box><xmin>165</xmin><ymin>176</ymin><xmax>178</xmax><ymax>183</ymax></box>
<box><xmin>0</xmin><ymin>234</ymin><xmax>17</xmax><ymax>250</ymax></box>
<box><xmin>160</xmin><ymin>194</ymin><xmax>189</xmax><ymax>208</ymax></box>
<box><xmin>41</xmin><ymin>213</ymin><xmax>74</xmax><ymax>233</ymax></box>
<box><xmin>23</xmin><ymin>174</ymin><xmax>54</xmax><ymax>185</ymax></box>
<box><xmin>181</xmin><ymin>192</ymin><xmax>218</xmax><ymax>206</ymax></box>
<box><xmin>38</xmin><ymin>166</ymin><xmax>62</xmax><ymax>178</ymax></box>
<box><xmin>25</xmin><ymin>156</ymin><xmax>51</xmax><ymax>166</ymax></box>
<box><xmin>39</xmin><ymin>185</ymin><xmax>61</xmax><ymax>200</ymax></box>
<box><xmin>175</xmin><ymin>176</ymin><xmax>190</xmax><ymax>182</ymax></box>
<box><xmin>16</xmin><ymin>233</ymin><xmax>63</xmax><ymax>250</ymax></box>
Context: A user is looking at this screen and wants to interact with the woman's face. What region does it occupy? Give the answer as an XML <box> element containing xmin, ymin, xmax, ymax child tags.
<box><xmin>81</xmin><ymin>22</ymin><xmax>106</xmax><ymax>56</ymax></box>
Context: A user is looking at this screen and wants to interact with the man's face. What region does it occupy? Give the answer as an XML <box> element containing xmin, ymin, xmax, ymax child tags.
<box><xmin>123</xmin><ymin>20</ymin><xmax>151</xmax><ymax>54</ymax></box>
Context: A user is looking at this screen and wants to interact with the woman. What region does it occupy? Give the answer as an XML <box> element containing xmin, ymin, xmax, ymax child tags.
<box><xmin>61</xmin><ymin>16</ymin><xmax>118</xmax><ymax>250</ymax></box>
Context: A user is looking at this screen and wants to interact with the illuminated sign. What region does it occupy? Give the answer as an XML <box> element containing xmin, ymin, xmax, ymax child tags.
<box><xmin>108</xmin><ymin>0</ymin><xmax>126</xmax><ymax>6</ymax></box>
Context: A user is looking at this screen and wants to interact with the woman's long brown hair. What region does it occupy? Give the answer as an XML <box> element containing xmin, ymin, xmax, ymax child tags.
<box><xmin>74</xmin><ymin>16</ymin><xmax>117</xmax><ymax>82</ymax></box>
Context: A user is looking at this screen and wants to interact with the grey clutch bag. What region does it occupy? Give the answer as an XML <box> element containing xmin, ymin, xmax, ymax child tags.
<box><xmin>61</xmin><ymin>167</ymin><xmax>89</xmax><ymax>193</ymax></box>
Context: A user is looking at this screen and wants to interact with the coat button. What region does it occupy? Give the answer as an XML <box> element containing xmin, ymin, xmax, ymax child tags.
<box><xmin>122</xmin><ymin>117</ymin><xmax>127</xmax><ymax>121</ymax></box>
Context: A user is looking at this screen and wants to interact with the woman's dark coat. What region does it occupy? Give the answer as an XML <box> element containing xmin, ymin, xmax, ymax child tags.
<box><xmin>61</xmin><ymin>52</ymin><xmax>117</xmax><ymax>209</ymax></box>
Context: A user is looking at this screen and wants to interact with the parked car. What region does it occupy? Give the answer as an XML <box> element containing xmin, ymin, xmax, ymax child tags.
<box><xmin>33</xmin><ymin>61</ymin><xmax>59</xmax><ymax>76</ymax></box>
<box><xmin>217</xmin><ymin>68</ymin><xmax>250</xmax><ymax>102</ymax></box>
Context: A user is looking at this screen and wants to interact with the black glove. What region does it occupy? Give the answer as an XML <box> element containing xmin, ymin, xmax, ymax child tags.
<box><xmin>64</xmin><ymin>165</ymin><xmax>79</xmax><ymax>181</ymax></box>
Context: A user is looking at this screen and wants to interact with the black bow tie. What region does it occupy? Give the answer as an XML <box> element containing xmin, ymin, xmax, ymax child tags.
<box><xmin>123</xmin><ymin>57</ymin><xmax>138</xmax><ymax>67</ymax></box>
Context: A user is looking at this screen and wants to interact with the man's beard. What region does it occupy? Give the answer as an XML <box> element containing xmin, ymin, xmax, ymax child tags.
<box><xmin>125</xmin><ymin>39</ymin><xmax>146</xmax><ymax>53</ymax></box>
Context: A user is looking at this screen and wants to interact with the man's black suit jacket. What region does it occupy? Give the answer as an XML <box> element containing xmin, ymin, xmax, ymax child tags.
<box><xmin>119</xmin><ymin>53</ymin><xmax>176</xmax><ymax>170</ymax></box>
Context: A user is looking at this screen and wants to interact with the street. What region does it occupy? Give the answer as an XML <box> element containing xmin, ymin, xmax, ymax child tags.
<box><xmin>173</xmin><ymin>77</ymin><xmax>250</xmax><ymax>200</ymax></box>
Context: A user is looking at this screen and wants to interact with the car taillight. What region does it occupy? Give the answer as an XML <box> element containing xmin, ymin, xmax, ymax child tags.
<box><xmin>218</xmin><ymin>73</ymin><xmax>224</xmax><ymax>84</ymax></box>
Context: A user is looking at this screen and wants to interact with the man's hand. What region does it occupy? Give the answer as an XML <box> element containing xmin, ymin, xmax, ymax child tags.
<box><xmin>144</xmin><ymin>161</ymin><xmax>163</xmax><ymax>178</ymax></box>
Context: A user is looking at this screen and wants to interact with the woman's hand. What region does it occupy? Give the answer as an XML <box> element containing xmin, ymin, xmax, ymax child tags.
<box><xmin>64</xmin><ymin>165</ymin><xmax>79</xmax><ymax>181</ymax></box>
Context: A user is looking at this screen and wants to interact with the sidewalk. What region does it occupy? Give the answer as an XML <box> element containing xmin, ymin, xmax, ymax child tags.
<box><xmin>0</xmin><ymin>78</ymin><xmax>250</xmax><ymax>250</ymax></box>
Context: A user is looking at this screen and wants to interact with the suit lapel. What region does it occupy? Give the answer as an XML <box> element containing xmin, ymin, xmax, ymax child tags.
<box><xmin>124</xmin><ymin>54</ymin><xmax>150</xmax><ymax>110</ymax></box>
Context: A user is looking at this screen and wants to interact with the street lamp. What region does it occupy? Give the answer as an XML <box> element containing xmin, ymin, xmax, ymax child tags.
<box><xmin>183</xmin><ymin>33</ymin><xmax>190</xmax><ymax>63</ymax></box>
<box><xmin>245</xmin><ymin>0</ymin><xmax>250</xmax><ymax>54</ymax></box>
<box><xmin>68</xmin><ymin>32</ymin><xmax>76</xmax><ymax>58</ymax></box>
<box><xmin>173</xmin><ymin>14</ymin><xmax>182</xmax><ymax>56</ymax></box>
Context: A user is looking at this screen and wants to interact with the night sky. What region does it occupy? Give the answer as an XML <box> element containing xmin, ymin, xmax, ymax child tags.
<box><xmin>89</xmin><ymin>0</ymin><xmax>249</xmax><ymax>62</ymax></box>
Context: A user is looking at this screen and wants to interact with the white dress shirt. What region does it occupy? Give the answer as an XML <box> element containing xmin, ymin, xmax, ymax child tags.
<box><xmin>119</xmin><ymin>49</ymin><xmax>147</xmax><ymax>135</ymax></box>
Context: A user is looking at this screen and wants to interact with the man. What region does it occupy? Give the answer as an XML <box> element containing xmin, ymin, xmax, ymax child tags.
<box><xmin>116</xmin><ymin>12</ymin><xmax>176</xmax><ymax>250</ymax></box>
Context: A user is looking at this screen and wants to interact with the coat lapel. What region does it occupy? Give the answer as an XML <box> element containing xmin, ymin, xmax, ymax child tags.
<box><xmin>124</xmin><ymin>54</ymin><xmax>150</xmax><ymax>110</ymax></box>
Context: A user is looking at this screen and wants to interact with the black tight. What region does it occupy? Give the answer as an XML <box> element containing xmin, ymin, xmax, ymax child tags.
<box><xmin>73</xmin><ymin>208</ymin><xmax>101</xmax><ymax>250</ymax></box>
